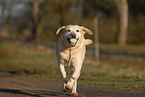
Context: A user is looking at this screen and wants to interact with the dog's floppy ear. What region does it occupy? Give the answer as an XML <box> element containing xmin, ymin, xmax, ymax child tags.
<box><xmin>81</xmin><ymin>26</ymin><xmax>93</xmax><ymax>35</ymax></box>
<box><xmin>56</xmin><ymin>26</ymin><xmax>66</xmax><ymax>34</ymax></box>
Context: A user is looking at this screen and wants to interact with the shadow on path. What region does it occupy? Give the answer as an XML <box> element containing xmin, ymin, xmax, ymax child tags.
<box><xmin>0</xmin><ymin>89</ymin><xmax>70</xmax><ymax>97</ymax></box>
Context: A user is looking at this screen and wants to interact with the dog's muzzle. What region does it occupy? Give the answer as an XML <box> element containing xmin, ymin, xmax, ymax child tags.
<box><xmin>67</xmin><ymin>38</ymin><xmax>79</xmax><ymax>47</ymax></box>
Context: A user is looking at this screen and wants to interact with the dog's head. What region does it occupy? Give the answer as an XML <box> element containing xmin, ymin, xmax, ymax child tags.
<box><xmin>56</xmin><ymin>25</ymin><xmax>93</xmax><ymax>47</ymax></box>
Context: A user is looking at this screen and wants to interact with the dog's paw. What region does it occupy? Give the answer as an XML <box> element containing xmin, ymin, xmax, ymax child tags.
<box><xmin>63</xmin><ymin>77</ymin><xmax>69</xmax><ymax>84</ymax></box>
<box><xmin>65</xmin><ymin>84</ymin><xmax>72</xmax><ymax>90</ymax></box>
<box><xmin>63</xmin><ymin>88</ymin><xmax>69</xmax><ymax>92</ymax></box>
<box><xmin>71</xmin><ymin>92</ymin><xmax>78</xmax><ymax>96</ymax></box>
<box><xmin>66</xmin><ymin>83</ymin><xmax>73</xmax><ymax>90</ymax></box>
<box><xmin>66</xmin><ymin>79</ymin><xmax>74</xmax><ymax>90</ymax></box>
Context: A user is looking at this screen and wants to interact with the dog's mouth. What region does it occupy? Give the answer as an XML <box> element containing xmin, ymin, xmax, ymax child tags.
<box><xmin>67</xmin><ymin>38</ymin><xmax>79</xmax><ymax>47</ymax></box>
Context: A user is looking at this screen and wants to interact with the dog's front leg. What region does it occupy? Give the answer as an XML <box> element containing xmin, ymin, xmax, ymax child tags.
<box><xmin>71</xmin><ymin>72</ymin><xmax>80</xmax><ymax>96</ymax></box>
<box><xmin>66</xmin><ymin>65</ymin><xmax>82</xmax><ymax>90</ymax></box>
<box><xmin>59</xmin><ymin>63</ymin><xmax>69</xmax><ymax>91</ymax></box>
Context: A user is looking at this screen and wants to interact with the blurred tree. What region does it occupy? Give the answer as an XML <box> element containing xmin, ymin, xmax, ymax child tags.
<box><xmin>36</xmin><ymin>0</ymin><xmax>82</xmax><ymax>43</ymax></box>
<box><xmin>0</xmin><ymin>0</ymin><xmax>20</xmax><ymax>38</ymax></box>
<box><xmin>58</xmin><ymin>0</ymin><xmax>82</xmax><ymax>26</ymax></box>
<box><xmin>36</xmin><ymin>0</ymin><xmax>60</xmax><ymax>42</ymax></box>
<box><xmin>0</xmin><ymin>0</ymin><xmax>6</xmax><ymax>23</ymax></box>
<box><xmin>82</xmin><ymin>0</ymin><xmax>115</xmax><ymax>17</ymax></box>
<box><xmin>114</xmin><ymin>0</ymin><xmax>128</xmax><ymax>45</ymax></box>
<box><xmin>3</xmin><ymin>0</ymin><xmax>145</xmax><ymax>45</ymax></box>
<box><xmin>59</xmin><ymin>0</ymin><xmax>66</xmax><ymax>26</ymax></box>
<box><xmin>93</xmin><ymin>15</ymin><xmax>100</xmax><ymax>62</ymax></box>
<box><xmin>32</xmin><ymin>1</ymin><xmax>40</xmax><ymax>40</ymax></box>
<box><xmin>128</xmin><ymin>0</ymin><xmax>145</xmax><ymax>17</ymax></box>
<box><xmin>82</xmin><ymin>0</ymin><xmax>129</xmax><ymax>45</ymax></box>
<box><xmin>82</xmin><ymin>0</ymin><xmax>115</xmax><ymax>62</ymax></box>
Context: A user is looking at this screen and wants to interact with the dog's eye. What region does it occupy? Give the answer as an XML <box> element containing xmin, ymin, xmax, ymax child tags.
<box><xmin>76</xmin><ymin>30</ymin><xmax>79</xmax><ymax>32</ymax></box>
<box><xmin>67</xmin><ymin>30</ymin><xmax>71</xmax><ymax>32</ymax></box>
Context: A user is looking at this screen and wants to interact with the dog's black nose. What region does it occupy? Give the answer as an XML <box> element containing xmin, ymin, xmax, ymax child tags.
<box><xmin>71</xmin><ymin>33</ymin><xmax>76</xmax><ymax>38</ymax></box>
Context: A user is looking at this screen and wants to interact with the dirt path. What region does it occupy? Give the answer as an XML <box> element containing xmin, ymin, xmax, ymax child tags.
<box><xmin>0</xmin><ymin>76</ymin><xmax>145</xmax><ymax>97</ymax></box>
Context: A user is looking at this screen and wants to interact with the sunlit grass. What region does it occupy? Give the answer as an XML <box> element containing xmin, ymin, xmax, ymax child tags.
<box><xmin>80</xmin><ymin>64</ymin><xmax>145</xmax><ymax>89</ymax></box>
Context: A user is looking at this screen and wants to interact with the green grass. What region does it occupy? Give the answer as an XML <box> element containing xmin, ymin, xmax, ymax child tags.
<box><xmin>0</xmin><ymin>41</ymin><xmax>145</xmax><ymax>90</ymax></box>
<box><xmin>0</xmin><ymin>41</ymin><xmax>60</xmax><ymax>78</ymax></box>
<box><xmin>80</xmin><ymin>64</ymin><xmax>145</xmax><ymax>89</ymax></box>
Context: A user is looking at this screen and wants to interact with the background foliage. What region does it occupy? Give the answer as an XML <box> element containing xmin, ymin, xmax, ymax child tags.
<box><xmin>0</xmin><ymin>0</ymin><xmax>145</xmax><ymax>44</ymax></box>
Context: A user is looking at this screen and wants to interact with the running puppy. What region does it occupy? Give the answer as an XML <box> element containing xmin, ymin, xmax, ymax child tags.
<box><xmin>56</xmin><ymin>25</ymin><xmax>93</xmax><ymax>96</ymax></box>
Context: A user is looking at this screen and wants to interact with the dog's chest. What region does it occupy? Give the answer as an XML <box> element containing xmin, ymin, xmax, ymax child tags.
<box><xmin>60</xmin><ymin>49</ymin><xmax>70</xmax><ymax>60</ymax></box>
<box><xmin>59</xmin><ymin>47</ymin><xmax>84</xmax><ymax>61</ymax></box>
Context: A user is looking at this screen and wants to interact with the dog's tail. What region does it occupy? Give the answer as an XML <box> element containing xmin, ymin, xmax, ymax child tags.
<box><xmin>85</xmin><ymin>39</ymin><xmax>93</xmax><ymax>45</ymax></box>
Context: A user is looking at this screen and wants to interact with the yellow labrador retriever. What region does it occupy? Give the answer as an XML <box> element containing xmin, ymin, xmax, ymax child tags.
<box><xmin>56</xmin><ymin>25</ymin><xmax>93</xmax><ymax>96</ymax></box>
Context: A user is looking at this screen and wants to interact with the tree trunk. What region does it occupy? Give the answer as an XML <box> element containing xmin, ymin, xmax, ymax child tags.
<box><xmin>59</xmin><ymin>0</ymin><xmax>66</xmax><ymax>26</ymax></box>
<box><xmin>114</xmin><ymin>0</ymin><xmax>128</xmax><ymax>45</ymax></box>
<box><xmin>93</xmin><ymin>15</ymin><xmax>100</xmax><ymax>62</ymax></box>
<box><xmin>32</xmin><ymin>1</ymin><xmax>39</xmax><ymax>40</ymax></box>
